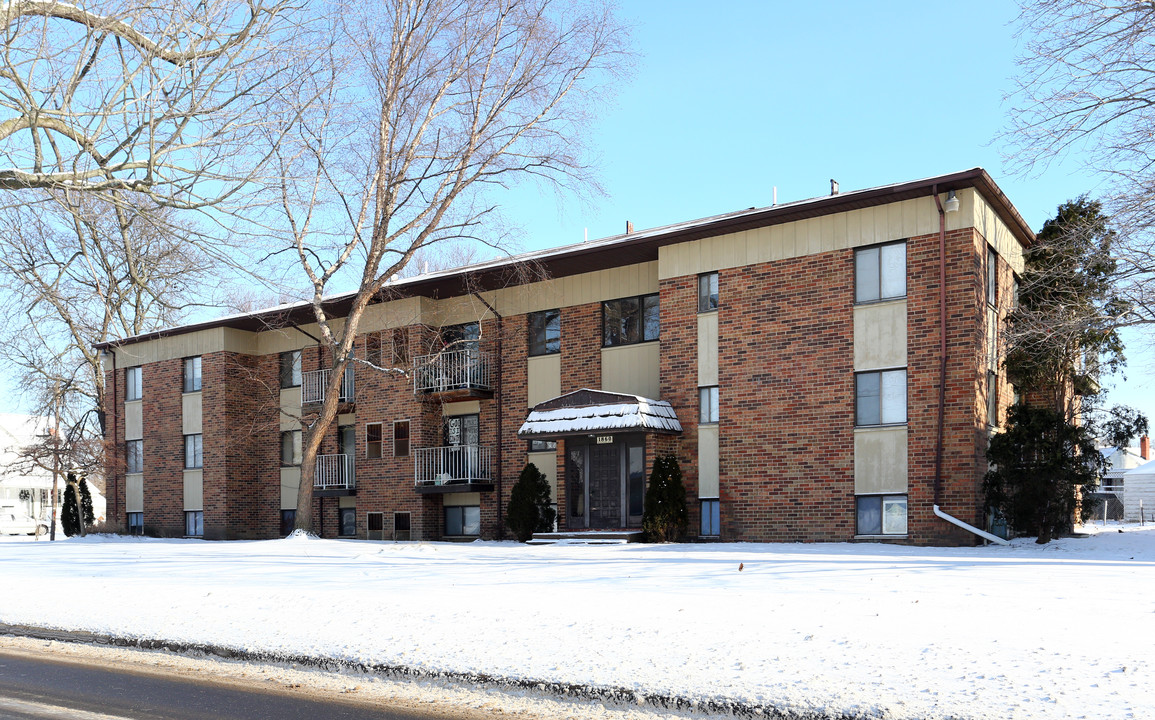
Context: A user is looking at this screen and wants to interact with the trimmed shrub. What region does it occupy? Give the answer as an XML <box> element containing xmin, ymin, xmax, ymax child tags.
<box><xmin>642</xmin><ymin>454</ymin><xmax>688</xmax><ymax>542</ymax></box>
<box><xmin>506</xmin><ymin>462</ymin><xmax>556</xmax><ymax>542</ymax></box>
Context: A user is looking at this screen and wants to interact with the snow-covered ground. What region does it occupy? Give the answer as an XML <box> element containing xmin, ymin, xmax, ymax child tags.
<box><xmin>1</xmin><ymin>525</ymin><xmax>1152</xmax><ymax>720</ymax></box>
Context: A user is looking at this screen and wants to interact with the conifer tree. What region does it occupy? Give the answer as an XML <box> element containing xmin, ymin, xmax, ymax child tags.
<box><xmin>642</xmin><ymin>454</ymin><xmax>688</xmax><ymax>543</ymax></box>
<box><xmin>506</xmin><ymin>463</ymin><xmax>555</xmax><ymax>543</ymax></box>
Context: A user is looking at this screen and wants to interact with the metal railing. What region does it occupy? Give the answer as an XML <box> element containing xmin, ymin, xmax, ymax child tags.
<box><xmin>412</xmin><ymin>343</ymin><xmax>492</xmax><ymax>394</ymax></box>
<box><xmin>414</xmin><ymin>445</ymin><xmax>493</xmax><ymax>486</ymax></box>
<box><xmin>314</xmin><ymin>453</ymin><xmax>355</xmax><ymax>490</ymax></box>
<box><xmin>302</xmin><ymin>367</ymin><xmax>355</xmax><ymax>404</ymax></box>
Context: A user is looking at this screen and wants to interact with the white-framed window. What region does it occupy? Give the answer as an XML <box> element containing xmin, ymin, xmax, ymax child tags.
<box><xmin>527</xmin><ymin>438</ymin><xmax>557</xmax><ymax>452</ymax></box>
<box><xmin>445</xmin><ymin>505</ymin><xmax>480</xmax><ymax>536</ymax></box>
<box><xmin>856</xmin><ymin>494</ymin><xmax>908</xmax><ymax>536</ymax></box>
<box><xmin>854</xmin><ymin>242</ymin><xmax>906</xmax><ymax>303</ymax></box>
<box><xmin>698</xmin><ymin>272</ymin><xmax>719</xmax><ymax>312</ymax></box>
<box><xmin>127</xmin><ymin>512</ymin><xmax>143</xmax><ymax>535</ymax></box>
<box><xmin>125</xmin><ymin>439</ymin><xmax>143</xmax><ymax>474</ymax></box>
<box><xmin>528</xmin><ymin>309</ymin><xmax>560</xmax><ymax>356</ymax></box>
<box><xmin>184</xmin><ymin>434</ymin><xmax>203</xmax><ymax>469</ymax></box>
<box><xmin>855</xmin><ymin>369</ymin><xmax>907</xmax><ymax>426</ymax></box>
<box><xmin>366</xmin><ymin>422</ymin><xmax>383</xmax><ymax>459</ymax></box>
<box><xmin>280</xmin><ymin>350</ymin><xmax>302</xmax><ymax>388</ymax></box>
<box><xmin>125</xmin><ymin>367</ymin><xmax>142</xmax><ymax>401</ymax></box>
<box><xmin>700</xmin><ymin>499</ymin><xmax>720</xmax><ymax>537</ymax></box>
<box><xmin>366</xmin><ymin>511</ymin><xmax>385</xmax><ymax>540</ymax></box>
<box><xmin>280</xmin><ymin>430</ymin><xmax>302</xmax><ymax>466</ymax></box>
<box><xmin>184</xmin><ymin>510</ymin><xmax>203</xmax><ymax>537</ymax></box>
<box><xmin>182</xmin><ymin>356</ymin><xmax>202</xmax><ymax>393</ymax></box>
<box><xmin>699</xmin><ymin>386</ymin><xmax>719</xmax><ymax>424</ymax></box>
<box><xmin>393</xmin><ymin>511</ymin><xmax>411</xmax><ymax>541</ymax></box>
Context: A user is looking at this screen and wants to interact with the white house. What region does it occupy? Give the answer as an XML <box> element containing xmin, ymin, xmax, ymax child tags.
<box><xmin>0</xmin><ymin>413</ymin><xmax>56</xmax><ymax>522</ymax></box>
<box><xmin>1100</xmin><ymin>436</ymin><xmax>1152</xmax><ymax>523</ymax></box>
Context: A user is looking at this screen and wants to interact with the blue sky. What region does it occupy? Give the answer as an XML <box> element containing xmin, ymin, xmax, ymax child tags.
<box><xmin>492</xmin><ymin>0</ymin><xmax>1153</xmax><ymax>429</ymax></box>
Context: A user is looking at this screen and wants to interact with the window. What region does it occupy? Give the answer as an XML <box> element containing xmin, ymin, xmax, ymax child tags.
<box><xmin>280</xmin><ymin>350</ymin><xmax>302</xmax><ymax>388</ymax></box>
<box><xmin>987</xmin><ymin>372</ymin><xmax>1000</xmax><ymax>427</ymax></box>
<box><xmin>528</xmin><ymin>309</ymin><xmax>560</xmax><ymax>356</ymax></box>
<box><xmin>987</xmin><ymin>246</ymin><xmax>998</xmax><ymax>307</ymax></box>
<box><xmin>182</xmin><ymin>356</ymin><xmax>202</xmax><ymax>393</ymax></box>
<box><xmin>280</xmin><ymin>430</ymin><xmax>302</xmax><ymax>466</ymax></box>
<box><xmin>280</xmin><ymin>510</ymin><xmax>296</xmax><ymax>537</ymax></box>
<box><xmin>366</xmin><ymin>512</ymin><xmax>385</xmax><ymax>540</ymax></box>
<box><xmin>126</xmin><ymin>440</ymin><xmax>143</xmax><ymax>474</ymax></box>
<box><xmin>184</xmin><ymin>434</ymin><xmax>203</xmax><ymax>469</ymax></box>
<box><xmin>445</xmin><ymin>505</ymin><xmax>480</xmax><ymax>536</ymax></box>
<box><xmin>184</xmin><ymin>510</ymin><xmax>203</xmax><ymax>537</ymax></box>
<box><xmin>338</xmin><ymin>507</ymin><xmax>356</xmax><ymax>537</ymax></box>
<box><xmin>698</xmin><ymin>273</ymin><xmax>719</xmax><ymax>312</ymax></box>
<box><xmin>855</xmin><ymin>242</ymin><xmax>906</xmax><ymax>303</ymax></box>
<box><xmin>366</xmin><ymin>333</ymin><xmax>382</xmax><ymax>366</ymax></box>
<box><xmin>391</xmin><ymin>328</ymin><xmax>409</xmax><ymax>365</ymax></box>
<box><xmin>393</xmin><ymin>512</ymin><xmax>411</xmax><ymax>541</ymax></box>
<box><xmin>602</xmin><ymin>294</ymin><xmax>659</xmax><ymax>346</ymax></box>
<box><xmin>855</xmin><ymin>369</ymin><xmax>907</xmax><ymax>426</ymax></box>
<box><xmin>125</xmin><ymin>367</ymin><xmax>142</xmax><ymax>401</ymax></box>
<box><xmin>700</xmin><ymin>499</ymin><xmax>720</xmax><ymax>537</ymax></box>
<box><xmin>856</xmin><ymin>495</ymin><xmax>908</xmax><ymax>536</ymax></box>
<box><xmin>699</xmin><ymin>386</ymin><xmax>719</xmax><ymax>424</ymax></box>
<box><xmin>393</xmin><ymin>420</ymin><xmax>410</xmax><ymax>457</ymax></box>
<box><xmin>366</xmin><ymin>423</ymin><xmax>383</xmax><ymax>459</ymax></box>
<box><xmin>127</xmin><ymin>512</ymin><xmax>143</xmax><ymax>536</ymax></box>
<box><xmin>528</xmin><ymin>438</ymin><xmax>557</xmax><ymax>452</ymax></box>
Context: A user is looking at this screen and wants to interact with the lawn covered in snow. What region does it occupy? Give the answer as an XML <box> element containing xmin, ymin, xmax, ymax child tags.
<box><xmin>1</xmin><ymin>526</ymin><xmax>1152</xmax><ymax>719</ymax></box>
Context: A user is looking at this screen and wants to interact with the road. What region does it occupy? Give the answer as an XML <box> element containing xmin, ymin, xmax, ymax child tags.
<box><xmin>0</xmin><ymin>649</ymin><xmax>459</xmax><ymax>720</ymax></box>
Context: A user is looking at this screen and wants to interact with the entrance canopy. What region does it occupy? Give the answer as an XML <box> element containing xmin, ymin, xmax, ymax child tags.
<box><xmin>518</xmin><ymin>389</ymin><xmax>682</xmax><ymax>439</ymax></box>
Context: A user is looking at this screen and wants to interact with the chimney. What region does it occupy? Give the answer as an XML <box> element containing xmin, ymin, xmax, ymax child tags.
<box><xmin>1142</xmin><ymin>435</ymin><xmax>1150</xmax><ymax>460</ymax></box>
<box><xmin>830</xmin><ymin>179</ymin><xmax>839</xmax><ymax>195</ymax></box>
<box><xmin>626</xmin><ymin>221</ymin><xmax>634</xmax><ymax>234</ymax></box>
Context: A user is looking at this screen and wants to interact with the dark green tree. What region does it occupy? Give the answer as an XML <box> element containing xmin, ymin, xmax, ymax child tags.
<box><xmin>505</xmin><ymin>463</ymin><xmax>556</xmax><ymax>543</ymax></box>
<box><xmin>642</xmin><ymin>454</ymin><xmax>687</xmax><ymax>543</ymax></box>
<box><xmin>60</xmin><ymin>473</ymin><xmax>95</xmax><ymax>538</ymax></box>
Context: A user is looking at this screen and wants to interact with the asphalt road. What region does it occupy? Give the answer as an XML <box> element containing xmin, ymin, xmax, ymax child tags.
<box><xmin>0</xmin><ymin>650</ymin><xmax>454</xmax><ymax>720</ymax></box>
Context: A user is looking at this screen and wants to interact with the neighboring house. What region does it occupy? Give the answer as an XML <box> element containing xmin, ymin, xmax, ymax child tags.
<box><xmin>1121</xmin><ymin>461</ymin><xmax>1155</xmax><ymax>523</ymax></box>
<box><xmin>0</xmin><ymin>413</ymin><xmax>55</xmax><ymax>522</ymax></box>
<box><xmin>1099</xmin><ymin>436</ymin><xmax>1153</xmax><ymax>522</ymax></box>
<box><xmin>96</xmin><ymin>168</ymin><xmax>1031</xmax><ymax>545</ymax></box>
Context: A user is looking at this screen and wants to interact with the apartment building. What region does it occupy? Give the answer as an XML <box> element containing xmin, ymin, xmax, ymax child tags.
<box><xmin>97</xmin><ymin>168</ymin><xmax>1031</xmax><ymax>545</ymax></box>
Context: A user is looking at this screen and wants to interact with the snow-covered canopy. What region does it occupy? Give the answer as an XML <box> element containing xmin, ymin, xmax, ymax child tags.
<box><xmin>518</xmin><ymin>389</ymin><xmax>682</xmax><ymax>438</ymax></box>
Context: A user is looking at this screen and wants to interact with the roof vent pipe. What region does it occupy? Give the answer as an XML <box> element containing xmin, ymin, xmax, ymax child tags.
<box><xmin>773</xmin><ymin>186</ymin><xmax>778</xmax><ymax>206</ymax></box>
<box><xmin>830</xmin><ymin>179</ymin><xmax>839</xmax><ymax>195</ymax></box>
<box><xmin>626</xmin><ymin>221</ymin><xmax>634</xmax><ymax>234</ymax></box>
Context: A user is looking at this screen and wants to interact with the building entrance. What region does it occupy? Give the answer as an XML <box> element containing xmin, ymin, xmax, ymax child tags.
<box><xmin>565</xmin><ymin>435</ymin><xmax>645</xmax><ymax>530</ymax></box>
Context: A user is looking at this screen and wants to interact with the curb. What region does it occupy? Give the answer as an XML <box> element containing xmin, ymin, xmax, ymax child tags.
<box><xmin>0</xmin><ymin>623</ymin><xmax>861</xmax><ymax>720</ymax></box>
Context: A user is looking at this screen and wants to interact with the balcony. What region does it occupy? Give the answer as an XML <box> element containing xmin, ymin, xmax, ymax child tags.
<box><xmin>302</xmin><ymin>367</ymin><xmax>355</xmax><ymax>405</ymax></box>
<box><xmin>414</xmin><ymin>445</ymin><xmax>495</xmax><ymax>494</ymax></box>
<box><xmin>313</xmin><ymin>453</ymin><xmax>355</xmax><ymax>494</ymax></box>
<box><xmin>412</xmin><ymin>343</ymin><xmax>493</xmax><ymax>400</ymax></box>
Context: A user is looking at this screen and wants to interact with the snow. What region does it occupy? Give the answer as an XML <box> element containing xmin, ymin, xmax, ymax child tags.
<box><xmin>519</xmin><ymin>397</ymin><xmax>682</xmax><ymax>436</ymax></box>
<box><xmin>2</xmin><ymin>525</ymin><xmax>1153</xmax><ymax>719</ymax></box>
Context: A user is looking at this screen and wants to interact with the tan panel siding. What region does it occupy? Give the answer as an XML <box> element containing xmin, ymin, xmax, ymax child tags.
<box><xmin>280</xmin><ymin>388</ymin><xmax>301</xmax><ymax>431</ymax></box>
<box><xmin>853</xmin><ymin>300</ymin><xmax>908</xmax><ymax>371</ymax></box>
<box><xmin>181</xmin><ymin>393</ymin><xmax>202</xmax><ymax>435</ymax></box>
<box><xmin>443</xmin><ymin>401</ymin><xmax>481</xmax><ymax>416</ymax></box>
<box><xmin>124</xmin><ymin>401</ymin><xmax>143</xmax><ymax>441</ymax></box>
<box><xmin>126</xmin><ymin>474</ymin><xmax>143</xmax><ymax>513</ymax></box>
<box><xmin>698</xmin><ymin>424</ymin><xmax>720</xmax><ymax>497</ymax></box>
<box><xmin>338</xmin><ymin>495</ymin><xmax>356</xmax><ymax>509</ymax></box>
<box><xmin>527</xmin><ymin>450</ymin><xmax>557</xmax><ymax>501</ymax></box>
<box><xmin>280</xmin><ymin>468</ymin><xmax>300</xmax><ymax>510</ymax></box>
<box><xmin>183</xmin><ymin>469</ymin><xmax>203</xmax><ymax>511</ymax></box>
<box><xmin>697</xmin><ymin>313</ymin><xmax>719</xmax><ymax>386</ymax></box>
<box><xmin>113</xmin><ymin>327</ymin><xmax>256</xmax><ymax>366</ymax></box>
<box><xmin>527</xmin><ymin>354</ymin><xmax>562</xmax><ymax>407</ymax></box>
<box><xmin>443</xmin><ymin>491</ymin><xmax>481</xmax><ymax>507</ymax></box>
<box><xmin>853</xmin><ymin>427</ymin><xmax>908</xmax><ymax>494</ymax></box>
<box><xmin>337</xmin><ymin>412</ymin><xmax>355</xmax><ymax>425</ymax></box>
<box><xmin>601</xmin><ymin>343</ymin><xmax>660</xmax><ymax>398</ymax></box>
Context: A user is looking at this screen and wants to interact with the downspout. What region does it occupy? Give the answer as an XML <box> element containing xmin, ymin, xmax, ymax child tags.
<box><xmin>932</xmin><ymin>185</ymin><xmax>947</xmax><ymax>508</ymax></box>
<box><xmin>472</xmin><ymin>292</ymin><xmax>504</xmax><ymax>538</ymax></box>
<box><xmin>107</xmin><ymin>349</ymin><xmax>119</xmax><ymax>526</ymax></box>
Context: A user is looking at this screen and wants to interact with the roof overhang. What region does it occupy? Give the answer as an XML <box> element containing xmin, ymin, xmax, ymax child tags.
<box><xmin>518</xmin><ymin>389</ymin><xmax>682</xmax><ymax>439</ymax></box>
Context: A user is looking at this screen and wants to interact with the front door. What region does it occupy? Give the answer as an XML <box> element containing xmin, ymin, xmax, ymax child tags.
<box><xmin>564</xmin><ymin>436</ymin><xmax>646</xmax><ymax>530</ymax></box>
<box><xmin>588</xmin><ymin>443</ymin><xmax>621</xmax><ymax>529</ymax></box>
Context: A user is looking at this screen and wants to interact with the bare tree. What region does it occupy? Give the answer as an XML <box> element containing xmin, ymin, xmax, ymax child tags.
<box><xmin>272</xmin><ymin>0</ymin><xmax>630</xmax><ymax>531</ymax></box>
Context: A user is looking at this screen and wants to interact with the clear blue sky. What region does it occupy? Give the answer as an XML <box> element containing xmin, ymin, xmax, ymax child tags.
<box><xmin>493</xmin><ymin>0</ymin><xmax>1154</xmax><ymax>430</ymax></box>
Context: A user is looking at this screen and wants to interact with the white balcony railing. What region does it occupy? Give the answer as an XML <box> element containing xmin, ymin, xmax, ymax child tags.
<box><xmin>302</xmin><ymin>367</ymin><xmax>355</xmax><ymax>404</ymax></box>
<box><xmin>413</xmin><ymin>344</ymin><xmax>492</xmax><ymax>394</ymax></box>
<box><xmin>314</xmin><ymin>453</ymin><xmax>355</xmax><ymax>490</ymax></box>
<box><xmin>414</xmin><ymin>445</ymin><xmax>493</xmax><ymax>486</ymax></box>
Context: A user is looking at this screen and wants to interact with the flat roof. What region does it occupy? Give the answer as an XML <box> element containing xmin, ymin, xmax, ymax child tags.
<box><xmin>96</xmin><ymin>167</ymin><xmax>1032</xmax><ymax>349</ymax></box>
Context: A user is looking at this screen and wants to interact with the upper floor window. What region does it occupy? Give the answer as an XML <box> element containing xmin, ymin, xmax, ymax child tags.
<box><xmin>394</xmin><ymin>420</ymin><xmax>410</xmax><ymax>457</ymax></box>
<box><xmin>391</xmin><ymin>328</ymin><xmax>409</xmax><ymax>365</ymax></box>
<box><xmin>366</xmin><ymin>422</ymin><xmax>383</xmax><ymax>459</ymax></box>
<box><xmin>855</xmin><ymin>242</ymin><xmax>906</xmax><ymax>303</ymax></box>
<box><xmin>855</xmin><ymin>369</ymin><xmax>907</xmax><ymax>426</ymax></box>
<box><xmin>126</xmin><ymin>439</ymin><xmax>143</xmax><ymax>474</ymax></box>
<box><xmin>698</xmin><ymin>273</ymin><xmax>718</xmax><ymax>312</ymax></box>
<box><xmin>125</xmin><ymin>367</ymin><xmax>142</xmax><ymax>401</ymax></box>
<box><xmin>603</xmin><ymin>294</ymin><xmax>659</xmax><ymax>347</ymax></box>
<box><xmin>184</xmin><ymin>433</ymin><xmax>203</xmax><ymax>469</ymax></box>
<box><xmin>699</xmin><ymin>386</ymin><xmax>719</xmax><ymax>424</ymax></box>
<box><xmin>366</xmin><ymin>333</ymin><xmax>382</xmax><ymax>366</ymax></box>
<box><xmin>987</xmin><ymin>246</ymin><xmax>998</xmax><ymax>307</ymax></box>
<box><xmin>442</xmin><ymin>322</ymin><xmax>479</xmax><ymax>347</ymax></box>
<box><xmin>280</xmin><ymin>350</ymin><xmax>301</xmax><ymax>388</ymax></box>
<box><xmin>528</xmin><ymin>309</ymin><xmax>560</xmax><ymax>356</ymax></box>
<box><xmin>280</xmin><ymin>430</ymin><xmax>302</xmax><ymax>466</ymax></box>
<box><xmin>182</xmin><ymin>356</ymin><xmax>202</xmax><ymax>393</ymax></box>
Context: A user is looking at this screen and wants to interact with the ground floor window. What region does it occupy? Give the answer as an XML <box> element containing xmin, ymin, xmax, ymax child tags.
<box><xmin>856</xmin><ymin>494</ymin><xmax>908</xmax><ymax>535</ymax></box>
<box><xmin>280</xmin><ymin>510</ymin><xmax>296</xmax><ymax>536</ymax></box>
<box><xmin>184</xmin><ymin>510</ymin><xmax>204</xmax><ymax>537</ymax></box>
<box><xmin>127</xmin><ymin>512</ymin><xmax>143</xmax><ymax>536</ymax></box>
<box><xmin>367</xmin><ymin>511</ymin><xmax>385</xmax><ymax>540</ymax></box>
<box><xmin>394</xmin><ymin>512</ymin><xmax>411</xmax><ymax>541</ymax></box>
<box><xmin>700</xmin><ymin>499</ymin><xmax>720</xmax><ymax>537</ymax></box>
<box><xmin>445</xmin><ymin>505</ymin><xmax>480</xmax><ymax>536</ymax></box>
<box><xmin>338</xmin><ymin>507</ymin><xmax>356</xmax><ymax>537</ymax></box>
